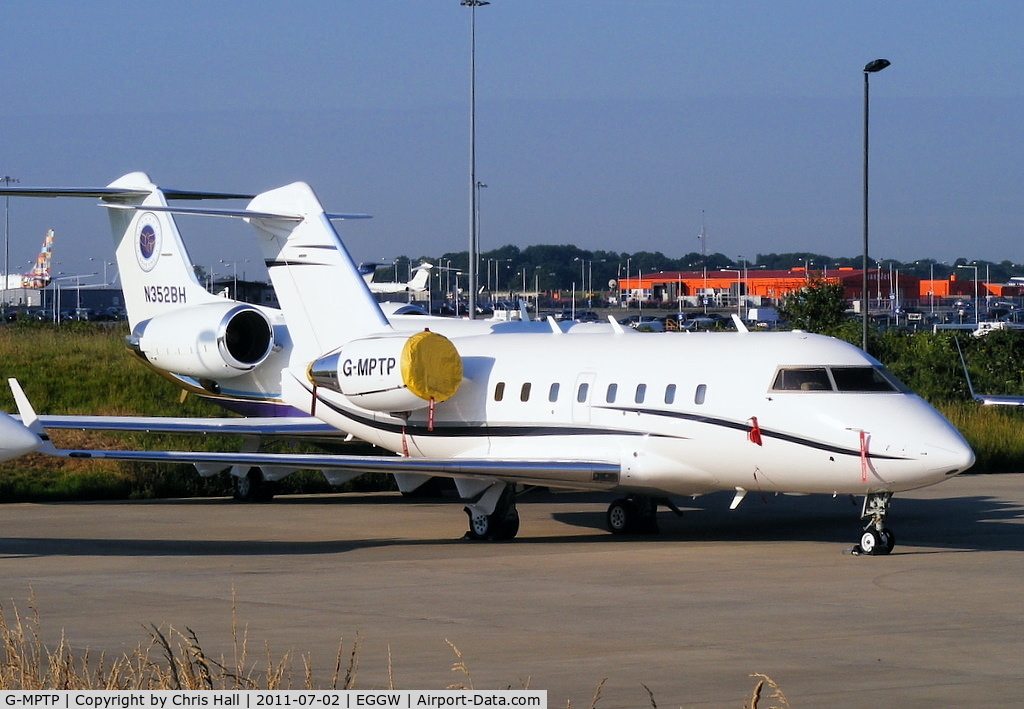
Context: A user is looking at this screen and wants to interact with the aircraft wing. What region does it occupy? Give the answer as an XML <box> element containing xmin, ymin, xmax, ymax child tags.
<box><xmin>954</xmin><ymin>338</ymin><xmax>1024</xmax><ymax>406</ymax></box>
<box><xmin>9</xmin><ymin>379</ymin><xmax>618</xmax><ymax>490</ymax></box>
<box><xmin>44</xmin><ymin>446</ymin><xmax>621</xmax><ymax>490</ymax></box>
<box><xmin>23</xmin><ymin>414</ymin><xmax>340</xmax><ymax>437</ymax></box>
<box><xmin>971</xmin><ymin>394</ymin><xmax>1024</xmax><ymax>406</ymax></box>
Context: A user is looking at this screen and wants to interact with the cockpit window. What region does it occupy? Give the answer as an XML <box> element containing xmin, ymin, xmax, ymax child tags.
<box><xmin>771</xmin><ymin>366</ymin><xmax>905</xmax><ymax>393</ymax></box>
<box><xmin>831</xmin><ymin>366</ymin><xmax>906</xmax><ymax>392</ymax></box>
<box><xmin>772</xmin><ymin>368</ymin><xmax>831</xmax><ymax>391</ymax></box>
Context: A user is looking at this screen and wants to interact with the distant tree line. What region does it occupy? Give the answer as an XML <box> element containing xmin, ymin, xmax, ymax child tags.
<box><xmin>394</xmin><ymin>245</ymin><xmax>1024</xmax><ymax>296</ymax></box>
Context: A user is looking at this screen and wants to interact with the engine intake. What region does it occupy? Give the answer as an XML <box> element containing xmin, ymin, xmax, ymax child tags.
<box><xmin>129</xmin><ymin>303</ymin><xmax>275</xmax><ymax>379</ymax></box>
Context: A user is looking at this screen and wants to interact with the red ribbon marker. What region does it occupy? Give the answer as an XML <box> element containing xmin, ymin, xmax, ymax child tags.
<box><xmin>748</xmin><ymin>416</ymin><xmax>763</xmax><ymax>446</ymax></box>
<box><xmin>859</xmin><ymin>430</ymin><xmax>868</xmax><ymax>483</ymax></box>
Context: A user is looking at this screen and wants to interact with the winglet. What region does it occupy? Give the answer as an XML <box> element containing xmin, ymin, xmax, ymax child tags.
<box><xmin>954</xmin><ymin>338</ymin><xmax>979</xmax><ymax>401</ymax></box>
<box><xmin>9</xmin><ymin>378</ymin><xmax>44</xmax><ymax>437</ymax></box>
<box><xmin>732</xmin><ymin>313</ymin><xmax>749</xmax><ymax>333</ymax></box>
<box><xmin>3</xmin><ymin>379</ymin><xmax>46</xmax><ymax>460</ymax></box>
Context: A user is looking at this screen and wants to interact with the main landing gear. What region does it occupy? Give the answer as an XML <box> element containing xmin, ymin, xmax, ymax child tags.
<box><xmin>606</xmin><ymin>496</ymin><xmax>661</xmax><ymax>535</ymax></box>
<box><xmin>851</xmin><ymin>491</ymin><xmax>896</xmax><ymax>556</ymax></box>
<box><xmin>233</xmin><ymin>466</ymin><xmax>275</xmax><ymax>502</ymax></box>
<box><xmin>463</xmin><ymin>484</ymin><xmax>520</xmax><ymax>541</ymax></box>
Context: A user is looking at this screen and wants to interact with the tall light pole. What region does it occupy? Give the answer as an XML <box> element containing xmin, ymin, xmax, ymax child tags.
<box><xmin>573</xmin><ymin>257</ymin><xmax>585</xmax><ymax>310</ymax></box>
<box><xmin>929</xmin><ymin>261</ymin><xmax>935</xmax><ymax>316</ymax></box>
<box><xmin>475</xmin><ymin>180</ymin><xmax>487</xmax><ymax>297</ymax></box>
<box><xmin>698</xmin><ymin>210</ymin><xmax>708</xmax><ymax>313</ymax></box>
<box><xmin>862</xmin><ymin>58</ymin><xmax>891</xmax><ymax>351</ymax></box>
<box><xmin>957</xmin><ymin>264</ymin><xmax>979</xmax><ymax>322</ymax></box>
<box><xmin>739</xmin><ymin>255</ymin><xmax>747</xmax><ymax>313</ymax></box>
<box><xmin>463</xmin><ymin>0</ymin><xmax>489</xmax><ymax>319</ymax></box>
<box><xmin>1</xmin><ymin>174</ymin><xmax>19</xmax><ymax>318</ymax></box>
<box><xmin>720</xmin><ymin>269</ymin><xmax>741</xmax><ymax>318</ymax></box>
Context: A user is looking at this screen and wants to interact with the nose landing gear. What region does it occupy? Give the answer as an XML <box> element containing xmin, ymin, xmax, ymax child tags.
<box><xmin>852</xmin><ymin>491</ymin><xmax>895</xmax><ymax>555</ymax></box>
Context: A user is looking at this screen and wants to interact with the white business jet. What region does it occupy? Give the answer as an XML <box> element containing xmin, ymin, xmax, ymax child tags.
<box><xmin>360</xmin><ymin>261</ymin><xmax>433</xmax><ymax>295</ymax></box>
<box><xmin>4</xmin><ymin>174</ymin><xmax>974</xmax><ymax>554</ymax></box>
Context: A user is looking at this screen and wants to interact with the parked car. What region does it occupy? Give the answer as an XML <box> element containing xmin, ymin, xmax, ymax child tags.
<box><xmin>618</xmin><ymin>315</ymin><xmax>664</xmax><ymax>332</ymax></box>
<box><xmin>684</xmin><ymin>313</ymin><xmax>730</xmax><ymax>330</ymax></box>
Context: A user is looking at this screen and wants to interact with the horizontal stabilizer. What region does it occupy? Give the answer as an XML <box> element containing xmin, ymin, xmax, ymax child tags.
<box><xmin>108</xmin><ymin>204</ymin><xmax>372</xmax><ymax>222</ymax></box>
<box><xmin>0</xmin><ymin>186</ymin><xmax>253</xmax><ymax>201</ymax></box>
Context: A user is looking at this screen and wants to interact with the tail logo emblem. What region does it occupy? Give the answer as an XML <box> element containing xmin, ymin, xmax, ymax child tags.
<box><xmin>135</xmin><ymin>213</ymin><xmax>163</xmax><ymax>272</ymax></box>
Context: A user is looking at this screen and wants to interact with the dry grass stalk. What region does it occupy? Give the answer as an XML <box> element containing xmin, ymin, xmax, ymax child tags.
<box><xmin>444</xmin><ymin>639</ymin><xmax>473</xmax><ymax>690</ymax></box>
<box><xmin>745</xmin><ymin>673</ymin><xmax>791</xmax><ymax>709</ymax></box>
<box><xmin>0</xmin><ymin>595</ymin><xmax>345</xmax><ymax>690</ymax></box>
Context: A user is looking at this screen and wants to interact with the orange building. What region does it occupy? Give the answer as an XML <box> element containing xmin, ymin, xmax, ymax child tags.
<box><xmin>616</xmin><ymin>267</ymin><xmax>1014</xmax><ymax>308</ymax></box>
<box><xmin>618</xmin><ymin>268</ymin><xmax>853</xmax><ymax>305</ymax></box>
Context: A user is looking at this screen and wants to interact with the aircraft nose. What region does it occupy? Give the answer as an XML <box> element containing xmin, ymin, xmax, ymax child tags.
<box><xmin>0</xmin><ymin>412</ymin><xmax>42</xmax><ymax>462</ymax></box>
<box><xmin>926</xmin><ymin>427</ymin><xmax>975</xmax><ymax>478</ymax></box>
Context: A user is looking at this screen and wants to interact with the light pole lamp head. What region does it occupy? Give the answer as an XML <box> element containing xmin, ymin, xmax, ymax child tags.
<box><xmin>864</xmin><ymin>59</ymin><xmax>891</xmax><ymax>73</ymax></box>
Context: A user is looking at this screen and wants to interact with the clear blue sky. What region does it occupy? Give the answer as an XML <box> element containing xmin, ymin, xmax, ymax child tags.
<box><xmin>2</xmin><ymin>1</ymin><xmax>1023</xmax><ymax>283</ymax></box>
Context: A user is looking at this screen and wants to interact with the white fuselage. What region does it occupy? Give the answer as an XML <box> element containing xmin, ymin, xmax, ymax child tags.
<box><xmin>279</xmin><ymin>328</ymin><xmax>974</xmax><ymax>498</ymax></box>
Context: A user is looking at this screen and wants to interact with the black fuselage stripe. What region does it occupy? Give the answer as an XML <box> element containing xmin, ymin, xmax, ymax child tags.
<box><xmin>305</xmin><ymin>385</ymin><xmax>904</xmax><ymax>461</ymax></box>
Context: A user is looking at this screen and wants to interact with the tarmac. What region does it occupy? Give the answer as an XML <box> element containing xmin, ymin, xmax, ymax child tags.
<box><xmin>2</xmin><ymin>473</ymin><xmax>1023</xmax><ymax>707</ymax></box>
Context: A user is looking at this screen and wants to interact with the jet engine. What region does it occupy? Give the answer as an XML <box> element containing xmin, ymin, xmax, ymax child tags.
<box><xmin>128</xmin><ymin>302</ymin><xmax>276</xmax><ymax>380</ymax></box>
<box><xmin>308</xmin><ymin>330</ymin><xmax>462</xmax><ymax>413</ymax></box>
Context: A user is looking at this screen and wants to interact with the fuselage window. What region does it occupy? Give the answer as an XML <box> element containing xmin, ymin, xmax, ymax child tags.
<box><xmin>664</xmin><ymin>384</ymin><xmax>676</xmax><ymax>405</ymax></box>
<box><xmin>548</xmin><ymin>383</ymin><xmax>560</xmax><ymax>402</ymax></box>
<box><xmin>606</xmin><ymin>383</ymin><xmax>618</xmax><ymax>403</ymax></box>
<box><xmin>634</xmin><ymin>383</ymin><xmax>647</xmax><ymax>404</ymax></box>
<box><xmin>494</xmin><ymin>382</ymin><xmax>506</xmax><ymax>401</ymax></box>
<box><xmin>694</xmin><ymin>384</ymin><xmax>707</xmax><ymax>405</ymax></box>
<box><xmin>577</xmin><ymin>382</ymin><xmax>589</xmax><ymax>403</ymax></box>
<box><xmin>520</xmin><ymin>383</ymin><xmax>532</xmax><ymax>402</ymax></box>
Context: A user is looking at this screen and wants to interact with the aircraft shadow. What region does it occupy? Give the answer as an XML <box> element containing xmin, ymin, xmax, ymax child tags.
<box><xmin>0</xmin><ymin>534</ymin><xmax>467</xmax><ymax>559</ymax></box>
<box><xmin>552</xmin><ymin>489</ymin><xmax>1024</xmax><ymax>553</ymax></box>
<box><xmin>3</xmin><ymin>485</ymin><xmax>1022</xmax><ymax>557</ymax></box>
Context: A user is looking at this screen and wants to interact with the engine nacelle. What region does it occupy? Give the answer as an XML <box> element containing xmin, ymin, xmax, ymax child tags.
<box><xmin>129</xmin><ymin>302</ymin><xmax>275</xmax><ymax>380</ymax></box>
<box><xmin>309</xmin><ymin>330</ymin><xmax>462</xmax><ymax>412</ymax></box>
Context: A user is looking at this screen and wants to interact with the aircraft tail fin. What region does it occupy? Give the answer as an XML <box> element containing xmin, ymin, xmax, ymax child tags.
<box><xmin>20</xmin><ymin>229</ymin><xmax>54</xmax><ymax>288</ymax></box>
<box><xmin>408</xmin><ymin>263</ymin><xmax>433</xmax><ymax>292</ymax></box>
<box><xmin>245</xmin><ymin>182</ymin><xmax>390</xmax><ymax>359</ymax></box>
<box><xmin>357</xmin><ymin>262</ymin><xmax>379</xmax><ymax>284</ymax></box>
<box><xmin>100</xmin><ymin>173</ymin><xmax>234</xmax><ymax>330</ymax></box>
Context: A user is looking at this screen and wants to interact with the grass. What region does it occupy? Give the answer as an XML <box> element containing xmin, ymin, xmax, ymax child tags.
<box><xmin>0</xmin><ymin>592</ymin><xmax>361</xmax><ymax>691</ymax></box>
<box><xmin>937</xmin><ymin>401</ymin><xmax>1024</xmax><ymax>473</ymax></box>
<box><xmin>0</xmin><ymin>593</ymin><xmax>789</xmax><ymax>705</ymax></box>
<box><xmin>0</xmin><ymin>321</ymin><xmax>212</xmax><ymax>416</ymax></box>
